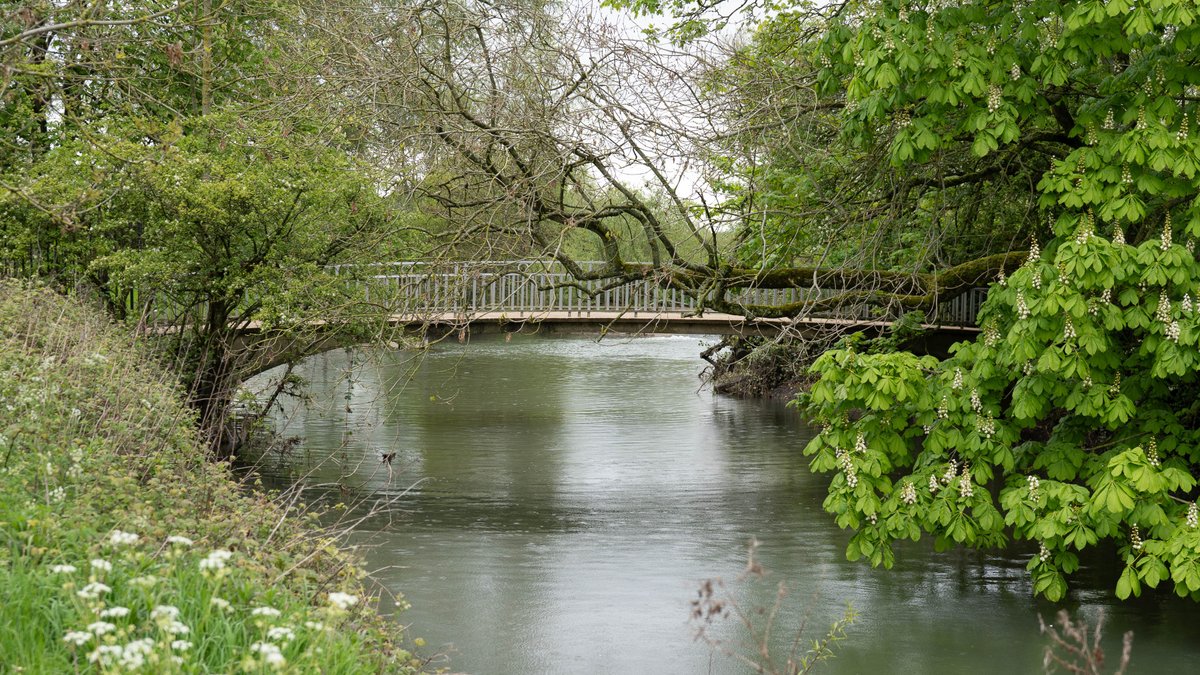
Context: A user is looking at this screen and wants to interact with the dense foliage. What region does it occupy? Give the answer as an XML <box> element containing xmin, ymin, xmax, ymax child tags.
<box><xmin>793</xmin><ymin>0</ymin><xmax>1200</xmax><ymax>600</ymax></box>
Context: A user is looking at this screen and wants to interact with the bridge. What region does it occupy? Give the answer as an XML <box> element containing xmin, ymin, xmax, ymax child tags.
<box><xmin>335</xmin><ymin>261</ymin><xmax>988</xmax><ymax>337</ymax></box>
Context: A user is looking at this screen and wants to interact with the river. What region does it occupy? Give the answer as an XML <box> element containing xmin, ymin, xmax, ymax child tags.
<box><xmin>248</xmin><ymin>334</ymin><xmax>1200</xmax><ymax>674</ymax></box>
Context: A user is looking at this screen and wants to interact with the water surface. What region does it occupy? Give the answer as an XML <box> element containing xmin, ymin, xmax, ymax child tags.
<box><xmin>249</xmin><ymin>334</ymin><xmax>1200</xmax><ymax>674</ymax></box>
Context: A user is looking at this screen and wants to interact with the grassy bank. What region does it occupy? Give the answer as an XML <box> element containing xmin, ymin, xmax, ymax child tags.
<box><xmin>0</xmin><ymin>280</ymin><xmax>423</xmax><ymax>673</ymax></box>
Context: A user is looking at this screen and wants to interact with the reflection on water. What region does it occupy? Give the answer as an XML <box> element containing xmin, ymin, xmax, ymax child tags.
<box><xmin>249</xmin><ymin>334</ymin><xmax>1200</xmax><ymax>674</ymax></box>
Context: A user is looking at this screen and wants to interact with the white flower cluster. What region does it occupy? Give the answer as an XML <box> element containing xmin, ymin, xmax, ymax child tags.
<box><xmin>1114</xmin><ymin>225</ymin><xmax>1126</xmax><ymax>245</ymax></box>
<box><xmin>1146</xmin><ymin>439</ymin><xmax>1160</xmax><ymax>466</ymax></box>
<box><xmin>1029</xmin><ymin>239</ymin><xmax>1041</xmax><ymax>262</ymax></box>
<box><xmin>1167</xmin><ymin>320</ymin><xmax>1181</xmax><ymax>342</ymax></box>
<box><xmin>1027</xmin><ymin>474</ymin><xmax>1041</xmax><ymax>502</ymax></box>
<box><xmin>1166</xmin><ymin>24</ymin><xmax>1179</xmax><ymax>42</ymax></box>
<box><xmin>854</xmin><ymin>432</ymin><xmax>867</xmax><ymax>454</ymax></box>
<box><xmin>108</xmin><ymin>530</ymin><xmax>140</xmax><ymax>547</ymax></box>
<box><xmin>50</xmin><ymin>564</ymin><xmax>77</xmax><ymax>574</ymax></box>
<box><xmin>1109</xmin><ymin>374</ymin><xmax>1122</xmax><ymax>396</ymax></box>
<box><xmin>835</xmin><ymin>447</ymin><xmax>858</xmax><ymax>488</ymax></box>
<box><xmin>958</xmin><ymin>465</ymin><xmax>974</xmax><ymax>499</ymax></box>
<box><xmin>900</xmin><ymin>481</ymin><xmax>917</xmax><ymax>505</ymax></box>
<box><xmin>928</xmin><ymin>474</ymin><xmax>941</xmax><ymax>494</ymax></box>
<box><xmin>1179</xmin><ymin>113</ymin><xmax>1190</xmax><ymax>142</ymax></box>
<box><xmin>151</xmin><ymin>605</ymin><xmax>190</xmax><ymax>635</ymax></box>
<box><xmin>1075</xmin><ymin>223</ymin><xmax>1093</xmax><ymax>245</ymax></box>
<box><xmin>977</xmin><ymin>414</ymin><xmax>996</xmax><ymax>439</ymax></box>
<box><xmin>937</xmin><ymin>396</ymin><xmax>949</xmax><ymax>419</ymax></box>
<box><xmin>1136</xmin><ymin>106</ymin><xmax>1148</xmax><ymax>130</ymax></box>
<box><xmin>952</xmin><ymin>368</ymin><xmax>964</xmax><ymax>390</ymax></box>
<box><xmin>942</xmin><ymin>460</ymin><xmax>958</xmax><ymax>486</ymax></box>
<box><xmin>1010</xmin><ymin>64</ymin><xmax>1021</xmax><ymax>80</ymax></box>
<box><xmin>1188</xmin><ymin>238</ymin><xmax>1196</xmax><ymax>254</ymax></box>
<box><xmin>1063</xmin><ymin>317</ymin><xmax>1077</xmax><ymax>340</ymax></box>
<box><xmin>266</xmin><ymin>626</ymin><xmax>296</xmax><ymax>643</ymax></box>
<box><xmin>199</xmin><ymin>549</ymin><xmax>233</xmax><ymax>573</ymax></box>
<box><xmin>166</xmin><ymin>535</ymin><xmax>194</xmax><ymax>547</ymax></box>
<box><xmin>970</xmin><ymin>388</ymin><xmax>983</xmax><ymax>414</ymax></box>
<box><xmin>252</xmin><ymin>606</ymin><xmax>283</xmax><ymax>618</ymax></box>
<box><xmin>63</xmin><ymin>631</ymin><xmax>92</xmax><ymax>646</ymax></box>
<box><xmin>1162</xmin><ymin>212</ymin><xmax>1174</xmax><ymax>250</ymax></box>
<box><xmin>1131</xmin><ymin>524</ymin><xmax>1144</xmax><ymax>551</ymax></box>
<box><xmin>77</xmin><ymin>582</ymin><xmax>111</xmax><ymax>599</ymax></box>
<box><xmin>1038</xmin><ymin>542</ymin><xmax>1052</xmax><ymax>563</ymax></box>
<box><xmin>99</xmin><ymin>606</ymin><xmax>130</xmax><ymax>619</ymax></box>
<box><xmin>251</xmin><ymin>641</ymin><xmax>287</xmax><ymax>669</ymax></box>
<box><xmin>1104</xmin><ymin>109</ymin><xmax>1116</xmax><ymax>130</ymax></box>
<box><xmin>88</xmin><ymin>637</ymin><xmax>155</xmax><ymax>670</ymax></box>
<box><xmin>997</xmin><ymin>269</ymin><xmax>1007</xmax><ymax>287</ymax></box>
<box><xmin>984</xmin><ymin>323</ymin><xmax>1001</xmax><ymax>347</ymax></box>
<box><xmin>91</xmin><ymin>559</ymin><xmax>112</xmax><ymax>572</ymax></box>
<box><xmin>1188</xmin><ymin>502</ymin><xmax>1199</xmax><ymax>529</ymax></box>
<box><xmin>1023</xmin><ymin>360</ymin><xmax>1035</xmax><ymax>376</ymax></box>
<box><xmin>1016</xmin><ymin>290</ymin><xmax>1030</xmax><ymax>320</ymax></box>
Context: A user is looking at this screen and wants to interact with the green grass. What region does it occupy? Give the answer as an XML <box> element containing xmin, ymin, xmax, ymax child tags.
<box><xmin>0</xmin><ymin>280</ymin><xmax>423</xmax><ymax>673</ymax></box>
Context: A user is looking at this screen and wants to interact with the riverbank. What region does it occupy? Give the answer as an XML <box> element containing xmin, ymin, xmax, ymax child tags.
<box><xmin>0</xmin><ymin>281</ymin><xmax>424</xmax><ymax>672</ymax></box>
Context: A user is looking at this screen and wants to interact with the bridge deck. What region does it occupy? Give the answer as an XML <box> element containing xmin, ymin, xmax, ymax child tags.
<box><xmin>389</xmin><ymin>310</ymin><xmax>983</xmax><ymax>337</ymax></box>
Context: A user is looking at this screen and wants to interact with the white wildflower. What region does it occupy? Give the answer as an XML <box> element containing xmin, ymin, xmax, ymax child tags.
<box><xmin>199</xmin><ymin>549</ymin><xmax>233</xmax><ymax>572</ymax></box>
<box><xmin>328</xmin><ymin>592</ymin><xmax>359</xmax><ymax>611</ymax></box>
<box><xmin>119</xmin><ymin>638</ymin><xmax>155</xmax><ymax>670</ymax></box>
<box><xmin>77</xmin><ymin>582</ymin><xmax>111</xmax><ymax>599</ymax></box>
<box><xmin>251</xmin><ymin>641</ymin><xmax>287</xmax><ymax>669</ymax></box>
<box><xmin>267</xmin><ymin>626</ymin><xmax>295</xmax><ymax>643</ymax></box>
<box><xmin>63</xmin><ymin>631</ymin><xmax>92</xmax><ymax>646</ymax></box>
<box><xmin>151</xmin><ymin>605</ymin><xmax>180</xmax><ymax>621</ymax></box>
<box><xmin>90</xmin><ymin>559</ymin><xmax>112</xmax><ymax>572</ymax></box>
<box><xmin>252</xmin><ymin>606</ymin><xmax>282</xmax><ymax>618</ymax></box>
<box><xmin>88</xmin><ymin>644</ymin><xmax>123</xmax><ymax>667</ymax></box>
<box><xmin>1188</xmin><ymin>502</ymin><xmax>1198</xmax><ymax>529</ymax></box>
<box><xmin>899</xmin><ymin>481</ymin><xmax>917</xmax><ymax>506</ymax></box>
<box><xmin>99</xmin><ymin>607</ymin><xmax>130</xmax><ymax>619</ymax></box>
<box><xmin>952</xmin><ymin>368</ymin><xmax>964</xmax><ymax>390</ymax></box>
<box><xmin>166</xmin><ymin>535</ymin><xmax>194</xmax><ymax>547</ymax></box>
<box><xmin>50</xmin><ymin>564</ymin><xmax>77</xmax><ymax>574</ymax></box>
<box><xmin>211</xmin><ymin>597</ymin><xmax>232</xmax><ymax>611</ymax></box>
<box><xmin>171</xmin><ymin>640</ymin><xmax>192</xmax><ymax>651</ymax></box>
<box><xmin>107</xmin><ymin>530</ymin><xmax>139</xmax><ymax>547</ymax></box>
<box><xmin>87</xmin><ymin>621</ymin><xmax>116</xmax><ymax>636</ymax></box>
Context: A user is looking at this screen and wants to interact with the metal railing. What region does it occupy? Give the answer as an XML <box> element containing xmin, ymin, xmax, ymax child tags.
<box><xmin>335</xmin><ymin>261</ymin><xmax>988</xmax><ymax>327</ymax></box>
